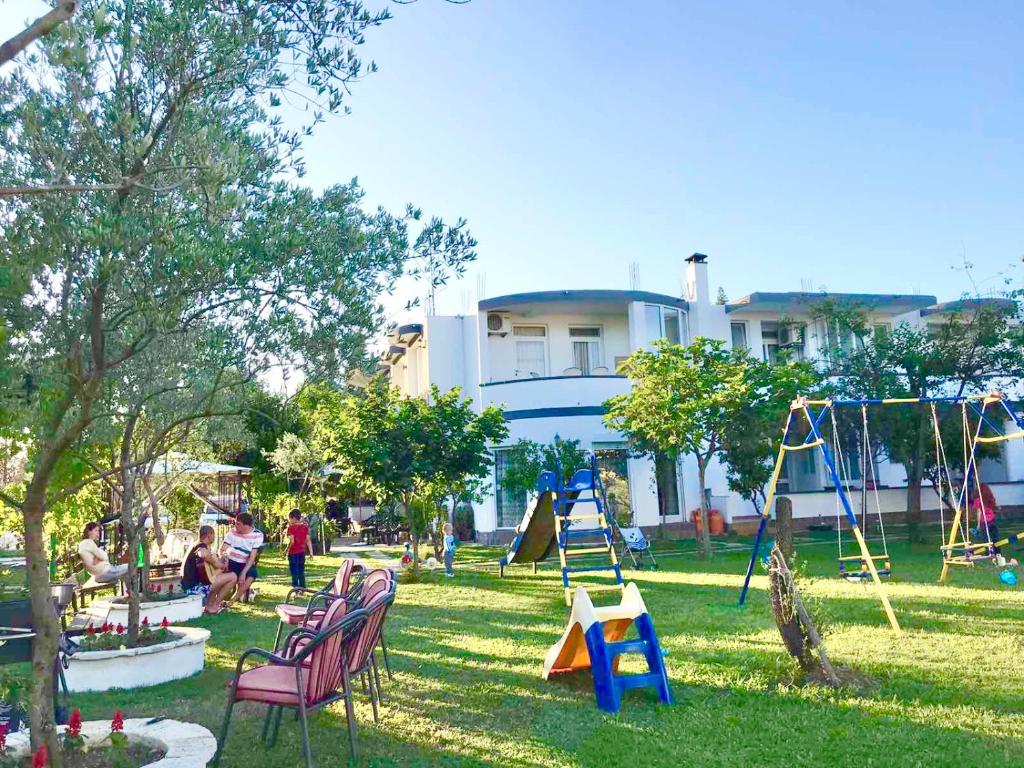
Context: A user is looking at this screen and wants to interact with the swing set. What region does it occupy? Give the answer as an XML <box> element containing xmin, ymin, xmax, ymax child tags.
<box><xmin>738</xmin><ymin>391</ymin><xmax>1024</xmax><ymax>635</ymax></box>
<box><xmin>936</xmin><ymin>393</ymin><xmax>1024</xmax><ymax>581</ymax></box>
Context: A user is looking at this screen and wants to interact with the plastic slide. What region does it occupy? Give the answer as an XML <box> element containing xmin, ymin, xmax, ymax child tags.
<box><xmin>542</xmin><ymin>583</ymin><xmax>673</xmax><ymax>713</ymax></box>
<box><xmin>499</xmin><ymin>471</ymin><xmax>576</xmax><ymax>574</ymax></box>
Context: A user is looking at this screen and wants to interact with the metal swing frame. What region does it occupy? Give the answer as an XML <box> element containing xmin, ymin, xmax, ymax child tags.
<box><xmin>938</xmin><ymin>393</ymin><xmax>1024</xmax><ymax>581</ymax></box>
<box><xmin>738</xmin><ymin>391</ymin><xmax>1024</xmax><ymax>633</ymax></box>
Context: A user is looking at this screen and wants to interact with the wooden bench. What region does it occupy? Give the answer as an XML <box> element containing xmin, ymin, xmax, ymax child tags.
<box><xmin>69</xmin><ymin>569</ymin><xmax>118</xmax><ymax>613</ymax></box>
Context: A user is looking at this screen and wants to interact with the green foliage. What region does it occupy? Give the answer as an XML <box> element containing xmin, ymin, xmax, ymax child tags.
<box><xmin>607</xmin><ymin>338</ymin><xmax>818</xmax><ymax>555</ymax></box>
<box><xmin>453</xmin><ymin>503</ymin><xmax>476</xmax><ymax>542</ymax></box>
<box><xmin>319</xmin><ymin>380</ymin><xmax>505</xmax><ymax>568</ymax></box>
<box><xmin>811</xmin><ymin>300</ymin><xmax>1023</xmax><ymax>539</ymax></box>
<box><xmin>0</xmin><ymin>0</ymin><xmax>479</xmax><ymax>748</ymax></box>
<box><xmin>498</xmin><ymin>437</ymin><xmax>588</xmax><ymax>501</ymax></box>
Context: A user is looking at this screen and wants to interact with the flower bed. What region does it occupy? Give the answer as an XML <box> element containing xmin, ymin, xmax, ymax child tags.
<box><xmin>77</xmin><ymin>618</ymin><xmax>173</xmax><ymax>652</ymax></box>
<box><xmin>4</xmin><ymin>712</ymin><xmax>215</xmax><ymax>768</ymax></box>
<box><xmin>79</xmin><ymin>592</ymin><xmax>204</xmax><ymax>627</ymax></box>
<box><xmin>63</xmin><ymin>626</ymin><xmax>210</xmax><ymax>693</ymax></box>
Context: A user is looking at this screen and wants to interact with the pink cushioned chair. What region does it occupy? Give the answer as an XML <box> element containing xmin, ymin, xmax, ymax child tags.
<box><xmin>214</xmin><ymin>598</ymin><xmax>368</xmax><ymax>768</ymax></box>
<box><xmin>273</xmin><ymin>559</ymin><xmax>361</xmax><ymax>649</ymax></box>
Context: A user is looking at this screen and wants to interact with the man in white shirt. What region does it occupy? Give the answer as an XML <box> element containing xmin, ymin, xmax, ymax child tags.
<box><xmin>220</xmin><ymin>512</ymin><xmax>263</xmax><ymax>601</ymax></box>
<box><xmin>78</xmin><ymin>522</ymin><xmax>129</xmax><ymax>583</ymax></box>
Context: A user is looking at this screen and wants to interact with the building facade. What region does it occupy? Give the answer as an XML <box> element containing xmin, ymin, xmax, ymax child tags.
<box><xmin>383</xmin><ymin>256</ymin><xmax>1024</xmax><ymax>543</ymax></box>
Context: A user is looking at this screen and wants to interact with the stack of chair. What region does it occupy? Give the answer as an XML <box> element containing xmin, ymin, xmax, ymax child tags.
<box><xmin>214</xmin><ymin>564</ymin><xmax>397</xmax><ymax>767</ymax></box>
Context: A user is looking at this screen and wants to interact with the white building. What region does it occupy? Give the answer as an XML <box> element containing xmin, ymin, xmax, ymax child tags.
<box><xmin>383</xmin><ymin>255</ymin><xmax>1024</xmax><ymax>543</ymax></box>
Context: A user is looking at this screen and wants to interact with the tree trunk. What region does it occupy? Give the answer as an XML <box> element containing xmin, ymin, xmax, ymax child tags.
<box><xmin>22</xmin><ymin>484</ymin><xmax>62</xmax><ymax>766</ymax></box>
<box><xmin>904</xmin><ymin>410</ymin><xmax>930</xmax><ymax>543</ymax></box>
<box><xmin>696</xmin><ymin>461</ymin><xmax>712</xmax><ymax>559</ymax></box>
<box><xmin>776</xmin><ymin>496</ymin><xmax>794</xmax><ymax>564</ymax></box>
<box><xmin>406</xmin><ymin>494</ymin><xmax>420</xmax><ymax>576</ymax></box>
<box><xmin>121</xmin><ymin>475</ymin><xmax>141</xmax><ymax>647</ymax></box>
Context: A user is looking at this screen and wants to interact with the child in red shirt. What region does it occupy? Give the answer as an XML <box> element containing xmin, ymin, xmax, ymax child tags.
<box><xmin>285</xmin><ymin>509</ymin><xmax>313</xmax><ymax>588</ymax></box>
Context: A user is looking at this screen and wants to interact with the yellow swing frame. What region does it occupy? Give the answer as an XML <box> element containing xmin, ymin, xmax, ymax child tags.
<box><xmin>939</xmin><ymin>393</ymin><xmax>1024</xmax><ymax>582</ymax></box>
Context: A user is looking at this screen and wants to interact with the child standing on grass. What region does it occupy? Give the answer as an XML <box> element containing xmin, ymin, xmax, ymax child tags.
<box><xmin>443</xmin><ymin>522</ymin><xmax>457</xmax><ymax>577</ymax></box>
<box><xmin>286</xmin><ymin>508</ymin><xmax>313</xmax><ymax>588</ymax></box>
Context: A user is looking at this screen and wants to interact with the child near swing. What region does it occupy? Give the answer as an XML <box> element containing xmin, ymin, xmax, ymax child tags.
<box><xmin>970</xmin><ymin>480</ymin><xmax>1000</xmax><ymax>553</ymax></box>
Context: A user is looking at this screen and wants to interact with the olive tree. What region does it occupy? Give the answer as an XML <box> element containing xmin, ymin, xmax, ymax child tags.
<box><xmin>0</xmin><ymin>1</ymin><xmax>475</xmax><ymax>756</ymax></box>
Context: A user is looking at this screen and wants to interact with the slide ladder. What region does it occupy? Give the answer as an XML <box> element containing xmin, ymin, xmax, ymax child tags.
<box><xmin>543</xmin><ymin>584</ymin><xmax>673</xmax><ymax>714</ymax></box>
<box><xmin>554</xmin><ymin>456</ymin><xmax>624</xmax><ymax>606</ymax></box>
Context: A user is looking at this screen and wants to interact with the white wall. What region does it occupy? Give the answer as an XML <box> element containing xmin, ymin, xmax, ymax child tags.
<box><xmin>483</xmin><ymin>310</ymin><xmax>631</xmax><ymax>382</ymax></box>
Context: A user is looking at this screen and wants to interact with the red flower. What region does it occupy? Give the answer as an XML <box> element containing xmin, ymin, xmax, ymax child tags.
<box><xmin>67</xmin><ymin>708</ymin><xmax>82</xmax><ymax>739</ymax></box>
<box><xmin>101</xmin><ymin>622</ymin><xmax>111</xmax><ymax>633</ymax></box>
<box><xmin>154</xmin><ymin>584</ymin><xmax>161</xmax><ymax>593</ymax></box>
<box><xmin>142</xmin><ymin>616</ymin><xmax>150</xmax><ymax>626</ymax></box>
<box><xmin>85</xmin><ymin>624</ymin><xmax>95</xmax><ymax>636</ymax></box>
<box><xmin>111</xmin><ymin>710</ymin><xmax>124</xmax><ymax>733</ymax></box>
<box><xmin>31</xmin><ymin>744</ymin><xmax>47</xmax><ymax>768</ymax></box>
<box><xmin>0</xmin><ymin>722</ymin><xmax>7</xmax><ymax>755</ymax></box>
<box><xmin>115</xmin><ymin>623</ymin><xmax>124</xmax><ymax>635</ymax></box>
<box><xmin>160</xmin><ymin>617</ymin><xmax>169</xmax><ymax>629</ymax></box>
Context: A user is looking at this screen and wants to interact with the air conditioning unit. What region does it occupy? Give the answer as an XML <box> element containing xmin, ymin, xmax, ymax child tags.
<box><xmin>486</xmin><ymin>312</ymin><xmax>512</xmax><ymax>336</ymax></box>
<box><xmin>779</xmin><ymin>325</ymin><xmax>804</xmax><ymax>347</ymax></box>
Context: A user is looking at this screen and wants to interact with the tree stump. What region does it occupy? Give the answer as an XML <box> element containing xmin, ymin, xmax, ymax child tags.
<box><xmin>776</xmin><ymin>496</ymin><xmax>794</xmax><ymax>564</ymax></box>
<box><xmin>767</xmin><ymin>544</ymin><xmax>839</xmax><ymax>686</ymax></box>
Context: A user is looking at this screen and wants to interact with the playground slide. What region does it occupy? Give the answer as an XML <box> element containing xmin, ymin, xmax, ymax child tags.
<box><xmin>499</xmin><ymin>471</ymin><xmax>579</xmax><ymax>571</ymax></box>
<box><xmin>501</xmin><ymin>489</ymin><xmax>558</xmax><ymax>568</ymax></box>
<box><xmin>543</xmin><ymin>583</ymin><xmax>672</xmax><ymax>713</ymax></box>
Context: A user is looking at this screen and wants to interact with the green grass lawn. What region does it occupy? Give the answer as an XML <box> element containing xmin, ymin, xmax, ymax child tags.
<box><xmin>70</xmin><ymin>533</ymin><xmax>1024</xmax><ymax>767</ymax></box>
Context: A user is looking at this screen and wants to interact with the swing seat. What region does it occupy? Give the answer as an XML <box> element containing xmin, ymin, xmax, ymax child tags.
<box><xmin>838</xmin><ymin>557</ymin><xmax>892</xmax><ymax>580</ymax></box>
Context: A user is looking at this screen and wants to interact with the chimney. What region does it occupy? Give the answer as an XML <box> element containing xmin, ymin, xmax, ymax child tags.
<box><xmin>685</xmin><ymin>253</ymin><xmax>709</xmax><ymax>307</ymax></box>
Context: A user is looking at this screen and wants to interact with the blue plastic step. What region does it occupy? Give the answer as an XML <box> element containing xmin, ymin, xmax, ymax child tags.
<box><xmin>606</xmin><ymin>639</ymin><xmax>648</xmax><ymax>656</ymax></box>
<box><xmin>562</xmin><ymin>564</ymin><xmax>622</xmax><ymax>575</ymax></box>
<box><xmin>560</xmin><ymin>528</ymin><xmax>612</xmax><ymax>541</ymax></box>
<box><xmin>613</xmin><ymin>673</ymin><xmax>663</xmax><ymax>691</ymax></box>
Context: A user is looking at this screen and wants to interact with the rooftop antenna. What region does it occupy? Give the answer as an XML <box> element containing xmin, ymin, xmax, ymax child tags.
<box><xmin>476</xmin><ymin>273</ymin><xmax>487</xmax><ymax>302</ymax></box>
<box><xmin>800</xmin><ymin>278</ymin><xmax>813</xmax><ymax>292</ymax></box>
<box><xmin>628</xmin><ymin>262</ymin><xmax>640</xmax><ymax>290</ymax></box>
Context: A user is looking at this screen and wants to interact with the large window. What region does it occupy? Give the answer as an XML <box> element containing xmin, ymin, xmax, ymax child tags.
<box><xmin>595</xmin><ymin>446</ymin><xmax>632</xmax><ymax>526</ymax></box>
<box><xmin>513</xmin><ymin>325</ymin><xmax>547</xmax><ymax>377</ymax></box>
<box><xmin>644</xmin><ymin>304</ymin><xmax>687</xmax><ymax>348</ymax></box>
<box><xmin>569</xmin><ymin>326</ymin><xmax>602</xmax><ymax>374</ymax></box>
<box><xmin>494</xmin><ymin>449</ymin><xmax>525</xmax><ymax>528</ymax></box>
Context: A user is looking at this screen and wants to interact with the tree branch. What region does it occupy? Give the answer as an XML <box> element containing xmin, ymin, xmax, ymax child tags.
<box><xmin>0</xmin><ymin>1</ymin><xmax>78</xmax><ymax>68</ymax></box>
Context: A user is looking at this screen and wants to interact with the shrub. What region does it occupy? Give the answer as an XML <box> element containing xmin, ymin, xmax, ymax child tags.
<box><xmin>453</xmin><ymin>504</ymin><xmax>475</xmax><ymax>542</ymax></box>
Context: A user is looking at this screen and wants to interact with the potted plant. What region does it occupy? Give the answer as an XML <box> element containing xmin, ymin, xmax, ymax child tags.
<box><xmin>0</xmin><ymin>669</ymin><xmax>27</xmax><ymax>734</ymax></box>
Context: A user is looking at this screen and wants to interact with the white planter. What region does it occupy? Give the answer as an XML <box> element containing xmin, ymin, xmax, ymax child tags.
<box><xmin>8</xmin><ymin>718</ymin><xmax>217</xmax><ymax>767</ymax></box>
<box><xmin>64</xmin><ymin>626</ymin><xmax>210</xmax><ymax>692</ymax></box>
<box><xmin>81</xmin><ymin>594</ymin><xmax>205</xmax><ymax>627</ymax></box>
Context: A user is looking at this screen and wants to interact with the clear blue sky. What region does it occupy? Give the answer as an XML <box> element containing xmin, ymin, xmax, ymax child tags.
<box><xmin>5</xmin><ymin>1</ymin><xmax>1022</xmax><ymax>318</ymax></box>
<box><xmin>299</xmin><ymin>0</ymin><xmax>1022</xmax><ymax>317</ymax></box>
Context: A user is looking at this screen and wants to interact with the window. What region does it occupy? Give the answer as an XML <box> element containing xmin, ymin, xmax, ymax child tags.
<box><xmin>730</xmin><ymin>321</ymin><xmax>748</xmax><ymax>351</ymax></box>
<box><xmin>762</xmin><ymin>321</ymin><xmax>804</xmax><ymax>362</ymax></box>
<box><xmin>644</xmin><ymin>304</ymin><xmax>687</xmax><ymax>348</ymax></box>
<box><xmin>494</xmin><ymin>449</ymin><xmax>524</xmax><ymax>528</ymax></box>
<box><xmin>761</xmin><ymin>321</ymin><xmax>780</xmax><ymax>363</ymax></box>
<box><xmin>873</xmin><ymin>323</ymin><xmax>890</xmax><ymax>339</ymax></box>
<box><xmin>663</xmin><ymin>308</ymin><xmax>681</xmax><ymax>344</ymax></box>
<box><xmin>594</xmin><ymin>446</ymin><xmax>631</xmax><ymax>525</ymax></box>
<box><xmin>513</xmin><ymin>325</ymin><xmax>547</xmax><ymax>377</ymax></box>
<box><xmin>569</xmin><ymin>326</ymin><xmax>602</xmax><ymax>374</ymax></box>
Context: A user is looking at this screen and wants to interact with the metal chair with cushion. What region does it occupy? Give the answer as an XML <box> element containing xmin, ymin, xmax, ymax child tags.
<box><xmin>214</xmin><ymin>599</ymin><xmax>368</xmax><ymax>768</ymax></box>
<box><xmin>273</xmin><ymin>559</ymin><xmax>361</xmax><ymax>649</ymax></box>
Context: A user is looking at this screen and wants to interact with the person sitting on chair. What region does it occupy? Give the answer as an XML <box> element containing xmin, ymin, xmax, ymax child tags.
<box><xmin>182</xmin><ymin>525</ymin><xmax>237</xmax><ymax>615</ymax></box>
<box><xmin>77</xmin><ymin>522</ymin><xmax>128</xmax><ymax>584</ymax></box>
<box><xmin>221</xmin><ymin>512</ymin><xmax>263</xmax><ymax>602</ymax></box>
